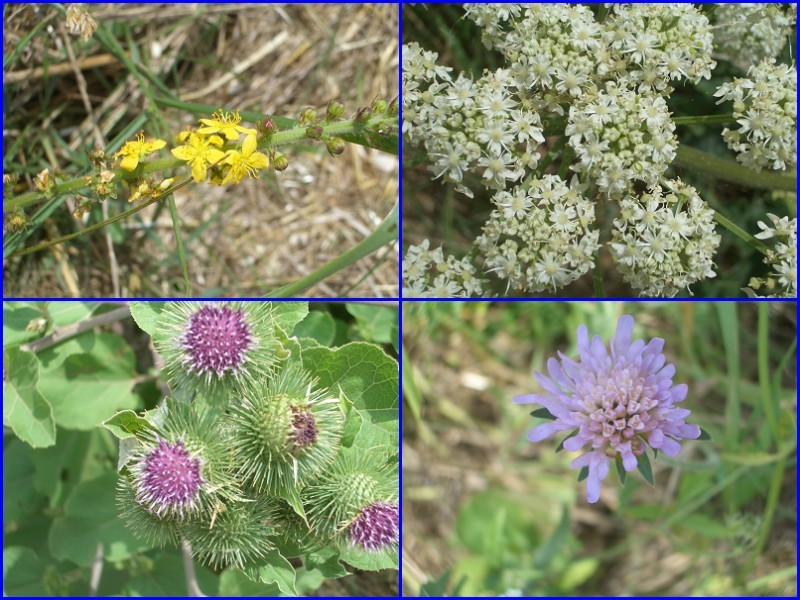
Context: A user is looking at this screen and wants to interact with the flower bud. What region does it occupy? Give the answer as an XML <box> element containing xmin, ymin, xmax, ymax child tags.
<box><xmin>325</xmin><ymin>100</ymin><xmax>345</xmax><ymax>121</ymax></box>
<box><xmin>34</xmin><ymin>168</ymin><xmax>54</xmax><ymax>197</ymax></box>
<box><xmin>257</xmin><ymin>117</ymin><xmax>279</xmax><ymax>137</ymax></box>
<box><xmin>299</xmin><ymin>107</ymin><xmax>317</xmax><ymax>125</ymax></box>
<box><xmin>305</xmin><ymin>125</ymin><xmax>324</xmax><ymax>140</ymax></box>
<box><xmin>371</xmin><ymin>99</ymin><xmax>388</xmax><ymax>114</ymax></box>
<box><xmin>325</xmin><ymin>137</ymin><xmax>346</xmax><ymax>156</ymax></box>
<box><xmin>355</xmin><ymin>106</ymin><xmax>372</xmax><ymax>121</ymax></box>
<box><xmin>272</xmin><ymin>152</ymin><xmax>289</xmax><ymax>171</ymax></box>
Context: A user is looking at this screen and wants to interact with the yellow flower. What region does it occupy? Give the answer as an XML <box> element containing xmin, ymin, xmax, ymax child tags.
<box><xmin>198</xmin><ymin>109</ymin><xmax>257</xmax><ymax>141</ymax></box>
<box><xmin>171</xmin><ymin>133</ymin><xmax>226</xmax><ymax>183</ymax></box>
<box><xmin>115</xmin><ymin>132</ymin><xmax>167</xmax><ymax>171</ymax></box>
<box><xmin>222</xmin><ymin>134</ymin><xmax>269</xmax><ymax>185</ymax></box>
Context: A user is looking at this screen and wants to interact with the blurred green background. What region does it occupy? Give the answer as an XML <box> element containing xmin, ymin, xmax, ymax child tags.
<box><xmin>402</xmin><ymin>302</ymin><xmax>796</xmax><ymax>596</ymax></box>
<box><xmin>402</xmin><ymin>4</ymin><xmax>797</xmax><ymax>297</ymax></box>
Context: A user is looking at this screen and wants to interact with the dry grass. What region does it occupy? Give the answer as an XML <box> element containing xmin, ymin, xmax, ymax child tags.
<box><xmin>4</xmin><ymin>3</ymin><xmax>398</xmax><ymax>297</ymax></box>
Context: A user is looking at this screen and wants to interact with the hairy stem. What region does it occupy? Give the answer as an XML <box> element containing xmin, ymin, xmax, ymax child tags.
<box><xmin>674</xmin><ymin>145</ymin><xmax>795</xmax><ymax>191</ymax></box>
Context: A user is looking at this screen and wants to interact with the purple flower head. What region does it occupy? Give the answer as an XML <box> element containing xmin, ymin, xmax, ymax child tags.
<box><xmin>348</xmin><ymin>501</ymin><xmax>399</xmax><ymax>551</ymax></box>
<box><xmin>290</xmin><ymin>406</ymin><xmax>318</xmax><ymax>450</ymax></box>
<box><xmin>135</xmin><ymin>438</ymin><xmax>204</xmax><ymax>517</ymax></box>
<box><xmin>180</xmin><ymin>305</ymin><xmax>254</xmax><ymax>379</ymax></box>
<box><xmin>514</xmin><ymin>315</ymin><xmax>700</xmax><ymax>503</ymax></box>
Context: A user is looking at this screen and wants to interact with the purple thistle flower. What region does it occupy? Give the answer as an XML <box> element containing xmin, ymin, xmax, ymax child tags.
<box><xmin>180</xmin><ymin>305</ymin><xmax>254</xmax><ymax>379</ymax></box>
<box><xmin>135</xmin><ymin>439</ymin><xmax>204</xmax><ymax>517</ymax></box>
<box><xmin>290</xmin><ymin>406</ymin><xmax>318</xmax><ymax>449</ymax></box>
<box><xmin>513</xmin><ymin>315</ymin><xmax>700</xmax><ymax>503</ymax></box>
<box><xmin>348</xmin><ymin>501</ymin><xmax>399</xmax><ymax>551</ymax></box>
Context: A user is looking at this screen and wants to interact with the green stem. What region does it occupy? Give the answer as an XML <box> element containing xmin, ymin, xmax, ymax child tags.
<box><xmin>672</xmin><ymin>114</ymin><xmax>736</xmax><ymax>126</ymax></box>
<box><xmin>674</xmin><ymin>145</ymin><xmax>795</xmax><ymax>191</ymax></box>
<box><xmin>267</xmin><ymin>201</ymin><xmax>398</xmax><ymax>297</ymax></box>
<box><xmin>758</xmin><ymin>303</ymin><xmax>780</xmax><ymax>448</ymax></box>
<box><xmin>593</xmin><ymin>251</ymin><xmax>605</xmax><ymax>298</ymax></box>
<box><xmin>8</xmin><ymin>177</ymin><xmax>194</xmax><ymax>258</ymax></box>
<box><xmin>167</xmin><ymin>195</ymin><xmax>191</xmax><ymax>295</ymax></box>
<box><xmin>5</xmin><ymin>113</ymin><xmax>397</xmax><ymax>213</ymax></box>
<box><xmin>713</xmin><ymin>210</ymin><xmax>770</xmax><ymax>256</ymax></box>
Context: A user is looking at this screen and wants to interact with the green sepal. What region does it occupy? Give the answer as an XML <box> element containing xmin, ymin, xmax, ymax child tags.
<box><xmin>698</xmin><ymin>427</ymin><xmax>712</xmax><ymax>440</ymax></box>
<box><xmin>637</xmin><ymin>451</ymin><xmax>655</xmax><ymax>486</ymax></box>
<box><xmin>615</xmin><ymin>454</ymin><xmax>627</xmax><ymax>485</ymax></box>
<box><xmin>555</xmin><ymin>430</ymin><xmax>578</xmax><ymax>453</ymax></box>
<box><xmin>577</xmin><ymin>466</ymin><xmax>589</xmax><ymax>482</ymax></box>
<box><xmin>530</xmin><ymin>407</ymin><xmax>557</xmax><ymax>420</ymax></box>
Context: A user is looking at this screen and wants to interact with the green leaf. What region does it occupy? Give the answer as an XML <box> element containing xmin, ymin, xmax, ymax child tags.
<box><xmin>637</xmin><ymin>451</ymin><xmax>655</xmax><ymax>486</ymax></box>
<box><xmin>278</xmin><ymin>486</ymin><xmax>309</xmax><ymax>528</ymax></box>
<box><xmin>45</xmin><ymin>301</ymin><xmax>99</xmax><ymax>326</ymax></box>
<box><xmin>101</xmin><ymin>409</ymin><xmax>152</xmax><ymax>440</ymax></box>
<box><xmin>615</xmin><ymin>454</ymin><xmax>627</xmax><ymax>485</ymax></box>
<box><xmin>304</xmin><ymin>547</ymin><xmax>349</xmax><ymax>579</ymax></box>
<box><xmin>293</xmin><ymin>310</ymin><xmax>336</xmax><ymax>346</ymax></box>
<box><xmin>558</xmin><ymin>558</ymin><xmax>599</xmax><ymax>591</ymax></box>
<box><xmin>532</xmin><ymin>505</ymin><xmax>570</xmax><ymax>569</ymax></box>
<box><xmin>301</xmin><ymin>342</ymin><xmax>398</xmax><ymax>444</ymax></box>
<box><xmin>555</xmin><ymin>429</ymin><xmax>579</xmax><ymax>453</ymax></box>
<box><xmin>218</xmin><ymin>568</ymin><xmax>281</xmax><ymax>597</ymax></box>
<box><xmin>698</xmin><ymin>427</ymin><xmax>712</xmax><ymax>440</ymax></box>
<box><xmin>3</xmin><ymin>547</ymin><xmax>47</xmax><ymax>596</ymax></box>
<box><xmin>4</xmin><ymin>440</ymin><xmax>43</xmax><ymax>522</ymax></box>
<box><xmin>340</xmin><ymin>544</ymin><xmax>398</xmax><ymax>571</ymax></box>
<box><xmin>36</xmin><ymin>331</ymin><xmax>96</xmax><ymax>371</ymax></box>
<box><xmin>124</xmin><ymin>551</ymin><xmax>216</xmax><ymax>596</ymax></box>
<box><xmin>48</xmin><ymin>472</ymin><xmax>149</xmax><ymax>566</ymax></box>
<box><xmin>340</xmin><ymin>396</ymin><xmax>363</xmax><ymax>448</ymax></box>
<box><xmin>577</xmin><ymin>466</ymin><xmax>589</xmax><ymax>482</ymax></box>
<box><xmin>530</xmin><ymin>407</ymin><xmax>557</xmax><ymax>420</ymax></box>
<box><xmin>3</xmin><ymin>348</ymin><xmax>56</xmax><ymax>448</ymax></box>
<box><xmin>346</xmin><ymin>304</ymin><xmax>396</xmax><ymax>345</ymax></box>
<box><xmin>128</xmin><ymin>301</ymin><xmax>165</xmax><ymax>337</ymax></box>
<box><xmin>38</xmin><ymin>333</ymin><xmax>142</xmax><ymax>430</ymax></box>
<box><xmin>270</xmin><ymin>302</ymin><xmax>309</xmax><ymax>337</ymax></box>
<box><xmin>249</xmin><ymin>548</ymin><xmax>297</xmax><ymax>596</ymax></box>
<box><xmin>3</xmin><ymin>303</ymin><xmax>46</xmax><ymax>348</ymax></box>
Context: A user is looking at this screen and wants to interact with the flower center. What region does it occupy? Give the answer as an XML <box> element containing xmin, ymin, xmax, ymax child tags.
<box><xmin>138</xmin><ymin>439</ymin><xmax>203</xmax><ymax>515</ymax></box>
<box><xmin>181</xmin><ymin>305</ymin><xmax>254</xmax><ymax>377</ymax></box>
<box><xmin>348</xmin><ymin>501</ymin><xmax>399</xmax><ymax>551</ymax></box>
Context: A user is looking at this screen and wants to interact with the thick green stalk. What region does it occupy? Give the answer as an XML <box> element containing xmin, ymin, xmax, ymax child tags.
<box><xmin>674</xmin><ymin>145</ymin><xmax>795</xmax><ymax>191</ymax></box>
<box><xmin>712</xmin><ymin>210</ymin><xmax>770</xmax><ymax>256</ymax></box>
<box><xmin>671</xmin><ymin>114</ymin><xmax>735</xmax><ymax>126</ymax></box>
<box><xmin>267</xmin><ymin>201</ymin><xmax>398</xmax><ymax>297</ymax></box>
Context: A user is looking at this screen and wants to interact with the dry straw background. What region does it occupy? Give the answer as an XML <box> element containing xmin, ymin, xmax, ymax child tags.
<box><xmin>4</xmin><ymin>3</ymin><xmax>398</xmax><ymax>298</ymax></box>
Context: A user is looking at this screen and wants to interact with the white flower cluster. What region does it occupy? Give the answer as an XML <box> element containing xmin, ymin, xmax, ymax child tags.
<box><xmin>476</xmin><ymin>175</ymin><xmax>599</xmax><ymax>293</ymax></box>
<box><xmin>713</xmin><ymin>4</ymin><xmax>797</xmax><ymax>70</ymax></box>
<box><xmin>610</xmin><ymin>179</ymin><xmax>720</xmax><ymax>297</ymax></box>
<box><xmin>748</xmin><ymin>213</ymin><xmax>797</xmax><ymax>297</ymax></box>
<box><xmin>567</xmin><ymin>83</ymin><xmax>677</xmax><ymax>195</ymax></box>
<box><xmin>601</xmin><ymin>3</ymin><xmax>716</xmax><ymax>93</ymax></box>
<box><xmin>403</xmin><ymin>42</ymin><xmax>543</xmax><ymax>197</ymax></box>
<box><xmin>403</xmin><ymin>240</ymin><xmax>489</xmax><ymax>297</ymax></box>
<box><xmin>714</xmin><ymin>59</ymin><xmax>797</xmax><ymax>172</ymax></box>
<box><xmin>463</xmin><ymin>4</ymin><xmax>602</xmax><ymax>100</ymax></box>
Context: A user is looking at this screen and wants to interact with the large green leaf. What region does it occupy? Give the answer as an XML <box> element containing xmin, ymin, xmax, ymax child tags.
<box><xmin>340</xmin><ymin>544</ymin><xmax>398</xmax><ymax>572</ymax></box>
<box><xmin>270</xmin><ymin>301</ymin><xmax>309</xmax><ymax>337</ymax></box>
<box><xmin>3</xmin><ymin>547</ymin><xmax>47</xmax><ymax>596</ymax></box>
<box><xmin>128</xmin><ymin>301</ymin><xmax>165</xmax><ymax>337</ymax></box>
<box><xmin>101</xmin><ymin>409</ymin><xmax>153</xmax><ymax>440</ymax></box>
<box><xmin>38</xmin><ymin>333</ymin><xmax>142</xmax><ymax>430</ymax></box>
<box><xmin>247</xmin><ymin>548</ymin><xmax>297</xmax><ymax>596</ymax></box>
<box><xmin>346</xmin><ymin>304</ymin><xmax>397</xmax><ymax>345</ymax></box>
<box><xmin>48</xmin><ymin>472</ymin><xmax>149</xmax><ymax>566</ymax></box>
<box><xmin>45</xmin><ymin>302</ymin><xmax>99</xmax><ymax>326</ymax></box>
<box><xmin>3</xmin><ymin>439</ymin><xmax>43</xmax><ymax>522</ymax></box>
<box><xmin>3</xmin><ymin>303</ymin><xmax>45</xmax><ymax>348</ymax></box>
<box><xmin>123</xmin><ymin>551</ymin><xmax>217</xmax><ymax>596</ymax></box>
<box><xmin>217</xmin><ymin>568</ymin><xmax>282</xmax><ymax>597</ymax></box>
<box><xmin>304</xmin><ymin>547</ymin><xmax>349</xmax><ymax>579</ymax></box>
<box><xmin>293</xmin><ymin>310</ymin><xmax>336</xmax><ymax>346</ymax></box>
<box><xmin>3</xmin><ymin>348</ymin><xmax>56</xmax><ymax>448</ymax></box>
<box><xmin>300</xmin><ymin>342</ymin><xmax>398</xmax><ymax>442</ymax></box>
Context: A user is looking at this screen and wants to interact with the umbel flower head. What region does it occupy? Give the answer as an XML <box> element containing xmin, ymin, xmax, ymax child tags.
<box><xmin>514</xmin><ymin>315</ymin><xmax>700</xmax><ymax>503</ymax></box>
<box><xmin>154</xmin><ymin>301</ymin><xmax>279</xmax><ymax>397</ymax></box>
<box><xmin>133</xmin><ymin>438</ymin><xmax>204</xmax><ymax>518</ymax></box>
<box><xmin>348</xmin><ymin>501</ymin><xmax>399</xmax><ymax>551</ymax></box>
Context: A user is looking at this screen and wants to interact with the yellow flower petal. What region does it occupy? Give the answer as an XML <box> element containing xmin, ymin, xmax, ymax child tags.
<box><xmin>171</xmin><ymin>146</ymin><xmax>195</xmax><ymax>161</ymax></box>
<box><xmin>190</xmin><ymin>161</ymin><xmax>207</xmax><ymax>183</ymax></box>
<box><xmin>206</xmin><ymin>148</ymin><xmax>226</xmax><ymax>164</ymax></box>
<box><xmin>120</xmin><ymin>155</ymin><xmax>139</xmax><ymax>171</ymax></box>
<box><xmin>248</xmin><ymin>152</ymin><xmax>270</xmax><ymax>170</ymax></box>
<box><xmin>242</xmin><ymin>134</ymin><xmax>257</xmax><ymax>156</ymax></box>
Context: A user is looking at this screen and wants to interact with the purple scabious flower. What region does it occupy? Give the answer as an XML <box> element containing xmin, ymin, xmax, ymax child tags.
<box><xmin>514</xmin><ymin>315</ymin><xmax>700</xmax><ymax>503</ymax></box>
<box><xmin>180</xmin><ymin>305</ymin><xmax>254</xmax><ymax>380</ymax></box>
<box><xmin>348</xmin><ymin>501</ymin><xmax>399</xmax><ymax>551</ymax></box>
<box><xmin>135</xmin><ymin>438</ymin><xmax>204</xmax><ymax>517</ymax></box>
